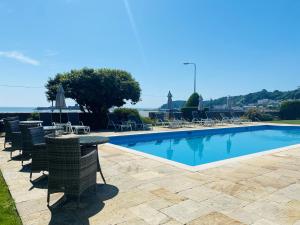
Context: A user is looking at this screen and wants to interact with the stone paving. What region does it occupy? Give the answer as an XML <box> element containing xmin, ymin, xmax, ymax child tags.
<box><xmin>1</xmin><ymin>125</ymin><xmax>300</xmax><ymax>225</ymax></box>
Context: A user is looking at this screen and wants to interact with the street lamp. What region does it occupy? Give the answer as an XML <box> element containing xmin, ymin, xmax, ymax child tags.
<box><xmin>183</xmin><ymin>62</ymin><xmax>197</xmax><ymax>93</ymax></box>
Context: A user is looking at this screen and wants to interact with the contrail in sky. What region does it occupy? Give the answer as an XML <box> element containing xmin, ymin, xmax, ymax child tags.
<box><xmin>0</xmin><ymin>51</ymin><xmax>39</xmax><ymax>66</ymax></box>
<box><xmin>123</xmin><ymin>0</ymin><xmax>147</xmax><ymax>65</ymax></box>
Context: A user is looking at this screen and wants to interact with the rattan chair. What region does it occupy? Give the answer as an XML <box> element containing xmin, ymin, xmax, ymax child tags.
<box><xmin>7</xmin><ymin>120</ymin><xmax>22</xmax><ymax>158</ymax></box>
<box><xmin>81</xmin><ymin>145</ymin><xmax>106</xmax><ymax>184</ymax></box>
<box><xmin>20</xmin><ymin>124</ymin><xmax>39</xmax><ymax>166</ymax></box>
<box><xmin>46</xmin><ymin>136</ymin><xmax>98</xmax><ymax>206</ymax></box>
<box><xmin>28</xmin><ymin>127</ymin><xmax>48</xmax><ymax>180</ymax></box>
<box><xmin>3</xmin><ymin>116</ymin><xmax>19</xmax><ymax>147</ymax></box>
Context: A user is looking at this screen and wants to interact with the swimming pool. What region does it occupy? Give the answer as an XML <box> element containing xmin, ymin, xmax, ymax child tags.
<box><xmin>109</xmin><ymin>125</ymin><xmax>300</xmax><ymax>168</ymax></box>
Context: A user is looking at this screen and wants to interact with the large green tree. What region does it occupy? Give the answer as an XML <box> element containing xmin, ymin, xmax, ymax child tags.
<box><xmin>45</xmin><ymin>68</ymin><xmax>141</xmax><ymax>114</ymax></box>
<box><xmin>184</xmin><ymin>92</ymin><xmax>200</xmax><ymax>107</ymax></box>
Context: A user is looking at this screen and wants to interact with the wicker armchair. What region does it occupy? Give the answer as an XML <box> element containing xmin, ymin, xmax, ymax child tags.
<box><xmin>3</xmin><ymin>116</ymin><xmax>19</xmax><ymax>147</ymax></box>
<box><xmin>20</xmin><ymin>124</ymin><xmax>39</xmax><ymax>166</ymax></box>
<box><xmin>46</xmin><ymin>136</ymin><xmax>98</xmax><ymax>205</ymax></box>
<box><xmin>7</xmin><ymin>120</ymin><xmax>22</xmax><ymax>158</ymax></box>
<box><xmin>28</xmin><ymin>127</ymin><xmax>48</xmax><ymax>180</ymax></box>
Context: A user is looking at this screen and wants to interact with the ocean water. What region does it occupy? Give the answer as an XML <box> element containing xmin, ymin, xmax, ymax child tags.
<box><xmin>111</xmin><ymin>126</ymin><xmax>300</xmax><ymax>166</ymax></box>
<box><xmin>0</xmin><ymin>107</ymin><xmax>37</xmax><ymax>113</ymax></box>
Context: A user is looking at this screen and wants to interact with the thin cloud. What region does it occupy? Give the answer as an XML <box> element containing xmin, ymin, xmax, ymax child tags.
<box><xmin>0</xmin><ymin>51</ymin><xmax>40</xmax><ymax>66</ymax></box>
<box><xmin>123</xmin><ymin>0</ymin><xmax>147</xmax><ymax>65</ymax></box>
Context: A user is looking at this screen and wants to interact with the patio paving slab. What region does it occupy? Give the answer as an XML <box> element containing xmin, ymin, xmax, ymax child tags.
<box><xmin>186</xmin><ymin>211</ymin><xmax>246</xmax><ymax>225</ymax></box>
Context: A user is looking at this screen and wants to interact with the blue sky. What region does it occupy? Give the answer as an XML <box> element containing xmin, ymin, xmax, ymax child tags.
<box><xmin>0</xmin><ymin>0</ymin><xmax>299</xmax><ymax>108</ymax></box>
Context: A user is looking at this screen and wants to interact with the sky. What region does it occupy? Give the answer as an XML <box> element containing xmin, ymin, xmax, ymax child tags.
<box><xmin>0</xmin><ymin>0</ymin><xmax>299</xmax><ymax>108</ymax></box>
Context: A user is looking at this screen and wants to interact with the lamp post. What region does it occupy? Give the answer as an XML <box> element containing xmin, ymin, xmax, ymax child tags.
<box><xmin>183</xmin><ymin>62</ymin><xmax>197</xmax><ymax>93</ymax></box>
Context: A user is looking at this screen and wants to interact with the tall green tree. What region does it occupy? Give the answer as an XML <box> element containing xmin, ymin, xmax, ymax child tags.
<box><xmin>45</xmin><ymin>68</ymin><xmax>141</xmax><ymax>114</ymax></box>
<box><xmin>185</xmin><ymin>92</ymin><xmax>200</xmax><ymax>107</ymax></box>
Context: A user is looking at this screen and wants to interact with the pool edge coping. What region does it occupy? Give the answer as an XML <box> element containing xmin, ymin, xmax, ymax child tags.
<box><xmin>104</xmin><ymin>124</ymin><xmax>300</xmax><ymax>172</ymax></box>
<box><xmin>105</xmin><ymin>142</ymin><xmax>300</xmax><ymax>172</ymax></box>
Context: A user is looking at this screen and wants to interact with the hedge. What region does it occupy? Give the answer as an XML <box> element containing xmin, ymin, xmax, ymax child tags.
<box><xmin>280</xmin><ymin>101</ymin><xmax>300</xmax><ymax>120</ymax></box>
<box><xmin>245</xmin><ymin>109</ymin><xmax>274</xmax><ymax>121</ymax></box>
<box><xmin>112</xmin><ymin>108</ymin><xmax>140</xmax><ymax>121</ymax></box>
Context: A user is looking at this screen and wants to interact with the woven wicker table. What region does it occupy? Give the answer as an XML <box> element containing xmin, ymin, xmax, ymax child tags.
<box><xmin>79</xmin><ymin>136</ymin><xmax>109</xmax><ymax>184</ymax></box>
<box><xmin>79</xmin><ymin>136</ymin><xmax>109</xmax><ymax>146</ymax></box>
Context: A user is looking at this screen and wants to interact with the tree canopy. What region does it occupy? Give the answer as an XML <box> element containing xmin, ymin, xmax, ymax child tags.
<box><xmin>45</xmin><ymin>68</ymin><xmax>141</xmax><ymax>114</ymax></box>
<box><xmin>185</xmin><ymin>92</ymin><xmax>200</xmax><ymax>107</ymax></box>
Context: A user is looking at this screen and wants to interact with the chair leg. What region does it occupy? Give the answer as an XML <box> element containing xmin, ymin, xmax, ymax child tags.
<box><xmin>30</xmin><ymin>171</ymin><xmax>32</xmax><ymax>181</ymax></box>
<box><xmin>47</xmin><ymin>192</ymin><xmax>50</xmax><ymax>205</ymax></box>
<box><xmin>99</xmin><ymin>168</ymin><xmax>106</xmax><ymax>184</ymax></box>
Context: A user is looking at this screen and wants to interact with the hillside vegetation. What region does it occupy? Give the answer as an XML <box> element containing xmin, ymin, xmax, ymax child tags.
<box><xmin>160</xmin><ymin>88</ymin><xmax>300</xmax><ymax>109</ymax></box>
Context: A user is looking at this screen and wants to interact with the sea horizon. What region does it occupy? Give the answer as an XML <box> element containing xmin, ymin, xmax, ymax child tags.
<box><xmin>0</xmin><ymin>107</ymin><xmax>37</xmax><ymax>113</ymax></box>
<box><xmin>0</xmin><ymin>107</ymin><xmax>159</xmax><ymax>117</ymax></box>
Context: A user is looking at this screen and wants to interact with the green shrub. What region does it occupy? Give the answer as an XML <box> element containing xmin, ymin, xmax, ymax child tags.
<box><xmin>185</xmin><ymin>93</ymin><xmax>200</xmax><ymax>107</ymax></box>
<box><xmin>113</xmin><ymin>108</ymin><xmax>140</xmax><ymax>121</ymax></box>
<box><xmin>280</xmin><ymin>100</ymin><xmax>300</xmax><ymax>119</ymax></box>
<box><xmin>28</xmin><ymin>112</ymin><xmax>39</xmax><ymax>121</ymax></box>
<box><xmin>260</xmin><ymin>113</ymin><xmax>274</xmax><ymax>121</ymax></box>
<box><xmin>141</xmin><ymin>116</ymin><xmax>154</xmax><ymax>124</ymax></box>
<box><xmin>245</xmin><ymin>109</ymin><xmax>274</xmax><ymax>121</ymax></box>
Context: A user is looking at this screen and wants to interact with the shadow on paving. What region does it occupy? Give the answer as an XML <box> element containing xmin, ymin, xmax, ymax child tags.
<box><xmin>2</xmin><ymin>146</ymin><xmax>14</xmax><ymax>152</ymax></box>
<box><xmin>3</xmin><ymin>147</ymin><xmax>23</xmax><ymax>159</ymax></box>
<box><xmin>19</xmin><ymin>163</ymin><xmax>32</xmax><ymax>173</ymax></box>
<box><xmin>29</xmin><ymin>175</ymin><xmax>48</xmax><ymax>190</ymax></box>
<box><xmin>48</xmin><ymin>184</ymin><xmax>119</xmax><ymax>225</ymax></box>
<box><xmin>8</xmin><ymin>152</ymin><xmax>31</xmax><ymax>166</ymax></box>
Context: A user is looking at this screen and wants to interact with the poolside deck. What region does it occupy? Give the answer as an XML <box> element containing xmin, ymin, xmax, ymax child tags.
<box><xmin>1</xmin><ymin>124</ymin><xmax>300</xmax><ymax>225</ymax></box>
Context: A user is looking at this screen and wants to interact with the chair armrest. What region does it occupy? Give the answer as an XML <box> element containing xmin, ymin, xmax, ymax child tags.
<box><xmin>12</xmin><ymin>131</ymin><xmax>21</xmax><ymax>136</ymax></box>
<box><xmin>33</xmin><ymin>143</ymin><xmax>46</xmax><ymax>148</ymax></box>
<box><xmin>32</xmin><ymin>143</ymin><xmax>47</xmax><ymax>153</ymax></box>
<box><xmin>80</xmin><ymin>150</ymin><xmax>97</xmax><ymax>170</ymax></box>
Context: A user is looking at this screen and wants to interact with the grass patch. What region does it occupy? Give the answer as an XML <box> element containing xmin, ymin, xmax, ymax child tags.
<box><xmin>0</xmin><ymin>170</ymin><xmax>22</xmax><ymax>225</ymax></box>
<box><xmin>268</xmin><ymin>120</ymin><xmax>300</xmax><ymax>125</ymax></box>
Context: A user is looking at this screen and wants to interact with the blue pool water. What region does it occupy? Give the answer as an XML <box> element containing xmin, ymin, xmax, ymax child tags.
<box><xmin>109</xmin><ymin>125</ymin><xmax>300</xmax><ymax>166</ymax></box>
